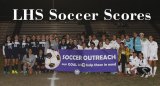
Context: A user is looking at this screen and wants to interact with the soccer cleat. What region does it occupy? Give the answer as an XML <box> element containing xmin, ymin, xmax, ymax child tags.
<box><xmin>152</xmin><ymin>74</ymin><xmax>155</xmax><ymax>77</ymax></box>
<box><xmin>145</xmin><ymin>75</ymin><xmax>149</xmax><ymax>78</ymax></box>
<box><xmin>23</xmin><ymin>71</ymin><xmax>27</xmax><ymax>76</ymax></box>
<box><xmin>12</xmin><ymin>70</ymin><xmax>15</xmax><ymax>74</ymax></box>
<box><xmin>14</xmin><ymin>70</ymin><xmax>18</xmax><ymax>74</ymax></box>
<box><xmin>141</xmin><ymin>74</ymin><xmax>144</xmax><ymax>77</ymax></box>
<box><xmin>3</xmin><ymin>71</ymin><xmax>7</xmax><ymax>75</ymax></box>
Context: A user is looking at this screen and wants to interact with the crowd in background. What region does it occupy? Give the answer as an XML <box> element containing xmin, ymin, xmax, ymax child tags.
<box><xmin>2</xmin><ymin>32</ymin><xmax>158</xmax><ymax>78</ymax></box>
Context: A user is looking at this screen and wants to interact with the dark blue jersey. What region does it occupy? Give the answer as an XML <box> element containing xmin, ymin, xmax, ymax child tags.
<box><xmin>20</xmin><ymin>40</ymin><xmax>28</xmax><ymax>55</ymax></box>
<box><xmin>31</xmin><ymin>40</ymin><xmax>38</xmax><ymax>55</ymax></box>
<box><xmin>3</xmin><ymin>41</ymin><xmax>13</xmax><ymax>58</ymax></box>
<box><xmin>12</xmin><ymin>40</ymin><xmax>20</xmax><ymax>57</ymax></box>
<box><xmin>36</xmin><ymin>55</ymin><xmax>45</xmax><ymax>65</ymax></box>
<box><xmin>38</xmin><ymin>40</ymin><xmax>46</xmax><ymax>52</ymax></box>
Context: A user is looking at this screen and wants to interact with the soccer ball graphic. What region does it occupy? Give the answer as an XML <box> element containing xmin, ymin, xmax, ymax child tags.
<box><xmin>74</xmin><ymin>69</ymin><xmax>80</xmax><ymax>75</ymax></box>
<box><xmin>45</xmin><ymin>49</ymin><xmax>61</xmax><ymax>70</ymax></box>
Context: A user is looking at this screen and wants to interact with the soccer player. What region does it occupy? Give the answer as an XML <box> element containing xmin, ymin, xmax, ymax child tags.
<box><xmin>12</xmin><ymin>35</ymin><xmax>20</xmax><ymax>74</ymax></box>
<box><xmin>124</xmin><ymin>34</ymin><xmax>133</xmax><ymax>52</ymax></box>
<box><xmin>92</xmin><ymin>34</ymin><xmax>99</xmax><ymax>47</ymax></box>
<box><xmin>118</xmin><ymin>42</ymin><xmax>130</xmax><ymax>74</ymax></box>
<box><xmin>39</xmin><ymin>35</ymin><xmax>46</xmax><ymax>53</ymax></box>
<box><xmin>139</xmin><ymin>33</ymin><xmax>149</xmax><ymax>60</ymax></box>
<box><xmin>148</xmin><ymin>36</ymin><xmax>158</xmax><ymax>77</ymax></box>
<box><xmin>30</xmin><ymin>35</ymin><xmax>38</xmax><ymax>56</ymax></box>
<box><xmin>35</xmin><ymin>49</ymin><xmax>45</xmax><ymax>74</ymax></box>
<box><xmin>23</xmin><ymin>48</ymin><xmax>36</xmax><ymax>75</ymax></box>
<box><xmin>66</xmin><ymin>39</ymin><xmax>74</xmax><ymax>49</ymax></box>
<box><xmin>97</xmin><ymin>41</ymin><xmax>104</xmax><ymax>49</ymax></box>
<box><xmin>103</xmin><ymin>39</ymin><xmax>112</xmax><ymax>49</ymax></box>
<box><xmin>19</xmin><ymin>35</ymin><xmax>28</xmax><ymax>72</ymax></box>
<box><xmin>3</xmin><ymin>35</ymin><xmax>12</xmax><ymax>74</ymax></box>
<box><xmin>131</xmin><ymin>32</ymin><xmax>142</xmax><ymax>55</ymax></box>
<box><xmin>88</xmin><ymin>42</ymin><xmax>97</xmax><ymax>50</ymax></box>
<box><xmin>137</xmin><ymin>53</ymin><xmax>150</xmax><ymax>78</ymax></box>
<box><xmin>110</xmin><ymin>35</ymin><xmax>120</xmax><ymax>50</ymax></box>
<box><xmin>59</xmin><ymin>38</ymin><xmax>67</xmax><ymax>49</ymax></box>
<box><xmin>128</xmin><ymin>52</ymin><xmax>140</xmax><ymax>76</ymax></box>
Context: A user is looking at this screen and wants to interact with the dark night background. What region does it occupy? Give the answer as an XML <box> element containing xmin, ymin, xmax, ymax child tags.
<box><xmin>0</xmin><ymin>0</ymin><xmax>160</xmax><ymax>21</ymax></box>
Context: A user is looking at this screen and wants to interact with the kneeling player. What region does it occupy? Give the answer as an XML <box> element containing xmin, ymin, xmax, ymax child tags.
<box><xmin>137</xmin><ymin>53</ymin><xmax>150</xmax><ymax>78</ymax></box>
<box><xmin>22</xmin><ymin>48</ymin><xmax>36</xmax><ymax>75</ymax></box>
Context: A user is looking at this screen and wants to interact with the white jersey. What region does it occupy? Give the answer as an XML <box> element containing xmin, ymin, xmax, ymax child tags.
<box><xmin>129</xmin><ymin>56</ymin><xmax>140</xmax><ymax>67</ymax></box>
<box><xmin>148</xmin><ymin>41</ymin><xmax>158</xmax><ymax>60</ymax></box>
<box><xmin>103</xmin><ymin>43</ymin><xmax>112</xmax><ymax>49</ymax></box>
<box><xmin>110</xmin><ymin>40</ymin><xmax>120</xmax><ymax>50</ymax></box>
<box><xmin>140</xmin><ymin>38</ymin><xmax>149</xmax><ymax>59</ymax></box>
<box><xmin>99</xmin><ymin>46</ymin><xmax>105</xmax><ymax>49</ymax></box>
<box><xmin>138</xmin><ymin>59</ymin><xmax>150</xmax><ymax>68</ymax></box>
<box><xmin>92</xmin><ymin>39</ymin><xmax>99</xmax><ymax>47</ymax></box>
<box><xmin>78</xmin><ymin>47</ymin><xmax>89</xmax><ymax>50</ymax></box>
<box><xmin>121</xmin><ymin>39</ymin><xmax>126</xmax><ymax>43</ymax></box>
<box><xmin>88</xmin><ymin>47</ymin><xmax>98</xmax><ymax>50</ymax></box>
<box><xmin>77</xmin><ymin>45</ymin><xmax>83</xmax><ymax>50</ymax></box>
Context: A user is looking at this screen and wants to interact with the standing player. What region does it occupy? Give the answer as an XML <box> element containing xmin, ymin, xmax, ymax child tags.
<box><xmin>3</xmin><ymin>35</ymin><xmax>12</xmax><ymax>74</ymax></box>
<box><xmin>139</xmin><ymin>33</ymin><xmax>149</xmax><ymax>59</ymax></box>
<box><xmin>131</xmin><ymin>32</ymin><xmax>142</xmax><ymax>55</ymax></box>
<box><xmin>19</xmin><ymin>35</ymin><xmax>28</xmax><ymax>72</ymax></box>
<box><xmin>148</xmin><ymin>36</ymin><xmax>158</xmax><ymax>77</ymax></box>
<box><xmin>103</xmin><ymin>39</ymin><xmax>112</xmax><ymax>49</ymax></box>
<box><xmin>39</xmin><ymin>35</ymin><xmax>46</xmax><ymax>53</ymax></box>
<box><xmin>12</xmin><ymin>35</ymin><xmax>20</xmax><ymax>74</ymax></box>
<box><xmin>124</xmin><ymin>34</ymin><xmax>133</xmax><ymax>52</ymax></box>
<box><xmin>30</xmin><ymin>35</ymin><xmax>38</xmax><ymax>57</ymax></box>
<box><xmin>110</xmin><ymin>35</ymin><xmax>120</xmax><ymax>50</ymax></box>
<box><xmin>118</xmin><ymin>42</ymin><xmax>130</xmax><ymax>74</ymax></box>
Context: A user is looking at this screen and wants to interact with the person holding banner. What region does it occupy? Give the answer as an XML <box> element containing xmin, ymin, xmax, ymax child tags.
<box><xmin>88</xmin><ymin>42</ymin><xmax>97</xmax><ymax>50</ymax></box>
<box><xmin>118</xmin><ymin>42</ymin><xmax>130</xmax><ymax>75</ymax></box>
<box><xmin>97</xmin><ymin>41</ymin><xmax>104</xmax><ymax>49</ymax></box>
<box><xmin>103</xmin><ymin>39</ymin><xmax>112</xmax><ymax>49</ymax></box>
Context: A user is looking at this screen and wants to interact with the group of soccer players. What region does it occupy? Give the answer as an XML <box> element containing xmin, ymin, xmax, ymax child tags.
<box><xmin>2</xmin><ymin>32</ymin><xmax>158</xmax><ymax>78</ymax></box>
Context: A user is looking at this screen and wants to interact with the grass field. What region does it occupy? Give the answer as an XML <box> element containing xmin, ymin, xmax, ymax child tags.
<box><xmin>0</xmin><ymin>51</ymin><xmax>160</xmax><ymax>86</ymax></box>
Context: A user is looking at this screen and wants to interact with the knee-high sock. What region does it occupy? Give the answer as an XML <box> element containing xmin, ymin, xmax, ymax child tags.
<box><xmin>23</xmin><ymin>65</ymin><xmax>27</xmax><ymax>72</ymax></box>
<box><xmin>149</xmin><ymin>66</ymin><xmax>152</xmax><ymax>75</ymax></box>
<box><xmin>153</xmin><ymin>66</ymin><xmax>157</xmax><ymax>75</ymax></box>
<box><xmin>15</xmin><ymin>64</ymin><xmax>18</xmax><ymax>71</ymax></box>
<box><xmin>21</xmin><ymin>64</ymin><xmax>23</xmax><ymax>71</ymax></box>
<box><xmin>4</xmin><ymin>66</ymin><xmax>6</xmax><ymax>72</ymax></box>
<box><xmin>12</xmin><ymin>65</ymin><xmax>15</xmax><ymax>70</ymax></box>
<box><xmin>6</xmin><ymin>66</ymin><xmax>9</xmax><ymax>72</ymax></box>
<box><xmin>126</xmin><ymin>68</ymin><xmax>131</xmax><ymax>74</ymax></box>
<box><xmin>118</xmin><ymin>65</ymin><xmax>122</xmax><ymax>72</ymax></box>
